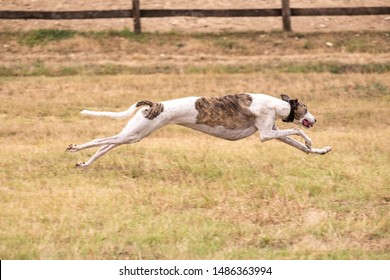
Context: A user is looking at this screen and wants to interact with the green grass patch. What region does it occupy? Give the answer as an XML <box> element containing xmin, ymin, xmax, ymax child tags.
<box><xmin>16</xmin><ymin>28</ymin><xmax>150</xmax><ymax>46</ymax></box>
<box><xmin>278</xmin><ymin>62</ymin><xmax>390</xmax><ymax>74</ymax></box>
<box><xmin>1</xmin><ymin>61</ymin><xmax>389</xmax><ymax>77</ymax></box>
<box><xmin>18</xmin><ymin>29</ymin><xmax>77</xmax><ymax>46</ymax></box>
<box><xmin>83</xmin><ymin>28</ymin><xmax>150</xmax><ymax>43</ymax></box>
<box><xmin>2</xmin><ymin>29</ymin><xmax>387</xmax><ymax>54</ymax></box>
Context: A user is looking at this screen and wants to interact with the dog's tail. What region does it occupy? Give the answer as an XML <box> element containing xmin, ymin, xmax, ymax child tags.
<box><xmin>80</xmin><ymin>103</ymin><xmax>138</xmax><ymax>119</ymax></box>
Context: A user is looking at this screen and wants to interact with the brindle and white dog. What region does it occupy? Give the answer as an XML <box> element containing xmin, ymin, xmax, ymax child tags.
<box><xmin>67</xmin><ymin>94</ymin><xmax>332</xmax><ymax>167</ymax></box>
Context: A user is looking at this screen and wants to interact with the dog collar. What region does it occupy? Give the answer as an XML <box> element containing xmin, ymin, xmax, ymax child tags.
<box><xmin>282</xmin><ymin>100</ymin><xmax>295</xmax><ymax>123</ymax></box>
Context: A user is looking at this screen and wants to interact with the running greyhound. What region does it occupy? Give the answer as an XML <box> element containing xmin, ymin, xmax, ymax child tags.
<box><xmin>66</xmin><ymin>94</ymin><xmax>332</xmax><ymax>167</ymax></box>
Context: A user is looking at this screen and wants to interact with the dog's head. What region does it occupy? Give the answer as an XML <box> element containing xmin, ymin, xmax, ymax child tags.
<box><xmin>281</xmin><ymin>94</ymin><xmax>316</xmax><ymax>128</ymax></box>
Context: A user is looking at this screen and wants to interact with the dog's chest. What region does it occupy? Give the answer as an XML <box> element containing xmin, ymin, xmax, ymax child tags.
<box><xmin>194</xmin><ymin>94</ymin><xmax>256</xmax><ymax>129</ymax></box>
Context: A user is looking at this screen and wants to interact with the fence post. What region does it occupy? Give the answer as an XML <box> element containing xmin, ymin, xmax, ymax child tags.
<box><xmin>132</xmin><ymin>0</ymin><xmax>141</xmax><ymax>34</ymax></box>
<box><xmin>281</xmin><ymin>0</ymin><xmax>292</xmax><ymax>31</ymax></box>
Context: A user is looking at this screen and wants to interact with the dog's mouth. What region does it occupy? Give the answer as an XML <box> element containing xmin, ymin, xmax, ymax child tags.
<box><xmin>302</xmin><ymin>119</ymin><xmax>313</xmax><ymax>128</ymax></box>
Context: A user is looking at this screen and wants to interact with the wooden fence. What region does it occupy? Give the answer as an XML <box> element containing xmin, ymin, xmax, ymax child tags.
<box><xmin>0</xmin><ymin>0</ymin><xmax>389</xmax><ymax>33</ymax></box>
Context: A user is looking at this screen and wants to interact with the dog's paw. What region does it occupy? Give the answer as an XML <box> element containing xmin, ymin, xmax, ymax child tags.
<box><xmin>314</xmin><ymin>146</ymin><xmax>332</xmax><ymax>155</ymax></box>
<box><xmin>75</xmin><ymin>161</ymin><xmax>87</xmax><ymax>168</ymax></box>
<box><xmin>66</xmin><ymin>144</ymin><xmax>78</xmax><ymax>152</ymax></box>
<box><xmin>322</xmin><ymin>146</ymin><xmax>332</xmax><ymax>154</ymax></box>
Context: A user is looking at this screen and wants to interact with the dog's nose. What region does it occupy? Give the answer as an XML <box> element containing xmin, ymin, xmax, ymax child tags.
<box><xmin>314</xmin><ymin>119</ymin><xmax>317</xmax><ymax>123</ymax></box>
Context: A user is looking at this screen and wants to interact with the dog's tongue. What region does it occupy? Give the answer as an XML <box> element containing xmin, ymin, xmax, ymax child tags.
<box><xmin>303</xmin><ymin>119</ymin><xmax>312</xmax><ymax>128</ymax></box>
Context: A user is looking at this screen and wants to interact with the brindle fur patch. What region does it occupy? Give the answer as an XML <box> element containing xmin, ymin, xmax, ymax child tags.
<box><xmin>294</xmin><ymin>103</ymin><xmax>307</xmax><ymax>120</ymax></box>
<box><xmin>195</xmin><ymin>94</ymin><xmax>255</xmax><ymax>129</ymax></box>
<box><xmin>136</xmin><ymin>100</ymin><xmax>164</xmax><ymax>120</ymax></box>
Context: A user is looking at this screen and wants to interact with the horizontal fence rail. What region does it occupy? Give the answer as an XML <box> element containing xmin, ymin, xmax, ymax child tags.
<box><xmin>0</xmin><ymin>5</ymin><xmax>389</xmax><ymax>33</ymax></box>
<box><xmin>140</xmin><ymin>9</ymin><xmax>282</xmax><ymax>17</ymax></box>
<box><xmin>291</xmin><ymin>6</ymin><xmax>390</xmax><ymax>16</ymax></box>
<box><xmin>0</xmin><ymin>10</ymin><xmax>133</xmax><ymax>19</ymax></box>
<box><xmin>2</xmin><ymin>7</ymin><xmax>390</xmax><ymax>19</ymax></box>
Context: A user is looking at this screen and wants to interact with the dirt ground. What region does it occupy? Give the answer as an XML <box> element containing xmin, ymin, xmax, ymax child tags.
<box><xmin>1</xmin><ymin>0</ymin><xmax>389</xmax><ymax>32</ymax></box>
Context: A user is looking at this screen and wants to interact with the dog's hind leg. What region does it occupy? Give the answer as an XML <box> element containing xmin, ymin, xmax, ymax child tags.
<box><xmin>68</xmin><ymin>133</ymin><xmax>143</xmax><ymax>167</ymax></box>
<box><xmin>68</xmin><ymin>109</ymin><xmax>170</xmax><ymax>167</ymax></box>
<box><xmin>66</xmin><ymin>136</ymin><xmax>119</xmax><ymax>152</ymax></box>
<box><xmin>66</xmin><ymin>111</ymin><xmax>152</xmax><ymax>153</ymax></box>
<box><xmin>75</xmin><ymin>144</ymin><xmax>120</xmax><ymax>168</ymax></box>
<box><xmin>71</xmin><ymin>132</ymin><xmax>145</xmax><ymax>167</ymax></box>
<box><xmin>66</xmin><ymin>134</ymin><xmax>136</xmax><ymax>152</ymax></box>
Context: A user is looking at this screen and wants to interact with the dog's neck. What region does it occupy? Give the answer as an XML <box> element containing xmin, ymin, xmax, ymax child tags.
<box><xmin>282</xmin><ymin>100</ymin><xmax>296</xmax><ymax>123</ymax></box>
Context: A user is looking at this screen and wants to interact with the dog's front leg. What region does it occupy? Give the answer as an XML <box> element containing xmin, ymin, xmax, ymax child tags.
<box><xmin>277</xmin><ymin>136</ymin><xmax>332</xmax><ymax>155</ymax></box>
<box><xmin>256</xmin><ymin>117</ymin><xmax>312</xmax><ymax>148</ymax></box>
<box><xmin>261</xmin><ymin>127</ymin><xmax>312</xmax><ymax>148</ymax></box>
<box><xmin>277</xmin><ymin>135</ymin><xmax>311</xmax><ymax>153</ymax></box>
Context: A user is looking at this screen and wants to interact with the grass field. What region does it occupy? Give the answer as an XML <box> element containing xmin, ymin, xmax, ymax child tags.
<box><xmin>0</xmin><ymin>30</ymin><xmax>389</xmax><ymax>259</ymax></box>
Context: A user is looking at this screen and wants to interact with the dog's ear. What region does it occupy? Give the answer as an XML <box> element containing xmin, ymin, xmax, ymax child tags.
<box><xmin>281</xmin><ymin>94</ymin><xmax>290</xmax><ymax>102</ymax></box>
<box><xmin>291</xmin><ymin>98</ymin><xmax>299</xmax><ymax>105</ymax></box>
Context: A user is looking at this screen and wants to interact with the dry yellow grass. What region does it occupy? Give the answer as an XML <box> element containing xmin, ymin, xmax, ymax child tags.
<box><xmin>1</xmin><ymin>72</ymin><xmax>389</xmax><ymax>259</ymax></box>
